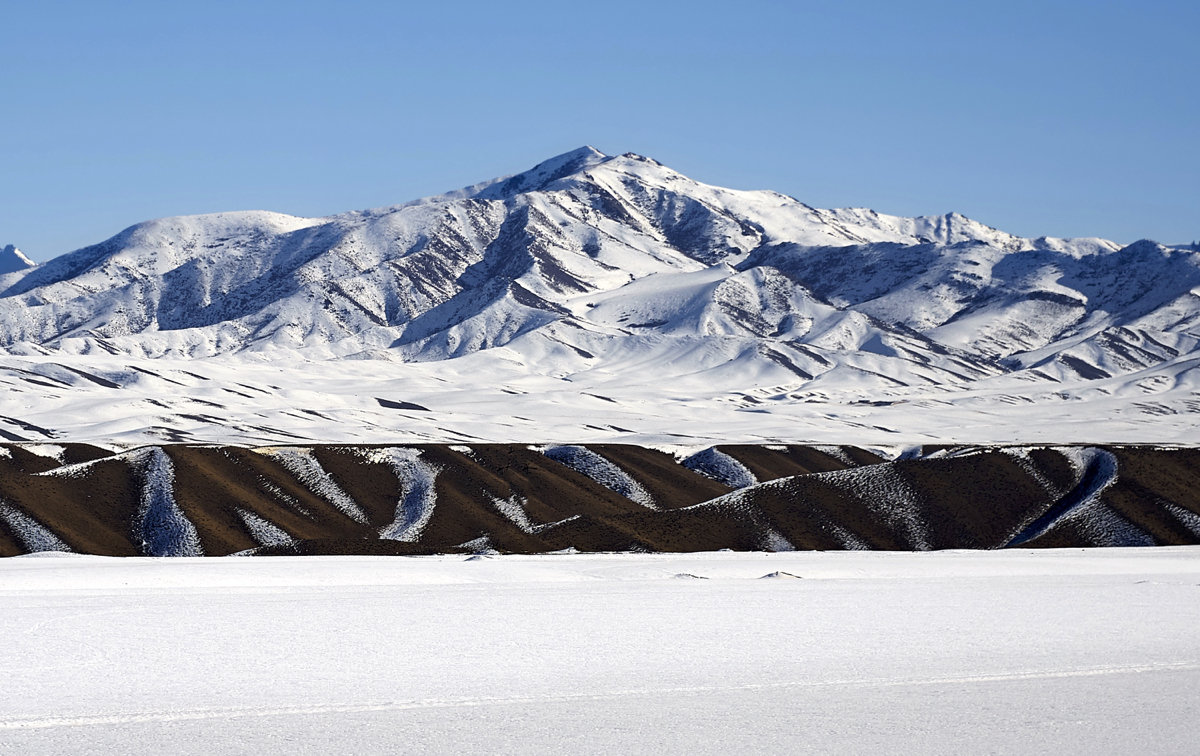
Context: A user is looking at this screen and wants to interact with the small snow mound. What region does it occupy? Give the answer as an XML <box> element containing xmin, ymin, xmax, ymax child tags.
<box><xmin>672</xmin><ymin>572</ymin><xmax>709</xmax><ymax>580</ymax></box>
<box><xmin>759</xmin><ymin>571</ymin><xmax>803</xmax><ymax>579</ymax></box>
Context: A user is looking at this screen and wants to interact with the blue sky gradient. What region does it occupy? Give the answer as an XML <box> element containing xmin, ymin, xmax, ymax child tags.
<box><xmin>3</xmin><ymin>0</ymin><xmax>1198</xmax><ymax>260</ymax></box>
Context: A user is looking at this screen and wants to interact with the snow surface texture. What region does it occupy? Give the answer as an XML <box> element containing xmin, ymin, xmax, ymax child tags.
<box><xmin>263</xmin><ymin>447</ymin><xmax>367</xmax><ymax>523</ymax></box>
<box><xmin>1006</xmin><ymin>447</ymin><xmax>1128</xmax><ymax>547</ymax></box>
<box><xmin>0</xmin><ymin>549</ymin><xmax>1197</xmax><ymax>754</ymax></box>
<box><xmin>539</xmin><ymin>445</ymin><xmax>656</xmax><ymax>508</ymax></box>
<box><xmin>682</xmin><ymin>447</ymin><xmax>757</xmax><ymax>489</ymax></box>
<box><xmin>133</xmin><ymin>448</ymin><xmax>202</xmax><ymax>557</ymax></box>
<box><xmin>813</xmin><ymin>465</ymin><xmax>931</xmax><ymax>549</ymax></box>
<box><xmin>0</xmin><ymin>502</ymin><xmax>71</xmax><ymax>553</ymax></box>
<box><xmin>488</xmin><ymin>493</ymin><xmax>577</xmax><ymax>536</ymax></box>
<box><xmin>0</xmin><ymin>244</ymin><xmax>34</xmax><ymax>275</ymax></box>
<box><xmin>0</xmin><ymin>148</ymin><xmax>1196</xmax><ymax>446</ymax></box>
<box><xmin>363</xmin><ymin>447</ymin><xmax>441</xmax><ymax>541</ymax></box>
<box><xmin>234</xmin><ymin>509</ymin><xmax>293</xmax><ymax>549</ymax></box>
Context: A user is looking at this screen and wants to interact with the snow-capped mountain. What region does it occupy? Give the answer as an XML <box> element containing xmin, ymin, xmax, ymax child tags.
<box><xmin>0</xmin><ymin>147</ymin><xmax>1196</xmax><ymax>446</ymax></box>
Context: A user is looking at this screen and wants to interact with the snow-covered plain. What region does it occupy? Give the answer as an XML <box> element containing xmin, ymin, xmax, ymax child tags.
<box><xmin>1</xmin><ymin>549</ymin><xmax>1197</xmax><ymax>754</ymax></box>
<box><xmin>1</xmin><ymin>349</ymin><xmax>1198</xmax><ymax>448</ymax></box>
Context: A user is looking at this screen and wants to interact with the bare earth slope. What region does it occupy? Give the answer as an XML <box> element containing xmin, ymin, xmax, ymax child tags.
<box><xmin>1</xmin><ymin>443</ymin><xmax>1196</xmax><ymax>556</ymax></box>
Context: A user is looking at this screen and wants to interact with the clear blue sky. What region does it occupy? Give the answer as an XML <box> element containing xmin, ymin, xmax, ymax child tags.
<box><xmin>3</xmin><ymin>0</ymin><xmax>1198</xmax><ymax>261</ymax></box>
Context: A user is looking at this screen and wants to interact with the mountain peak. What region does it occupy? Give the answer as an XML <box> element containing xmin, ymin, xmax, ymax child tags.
<box><xmin>0</xmin><ymin>244</ymin><xmax>35</xmax><ymax>274</ymax></box>
<box><xmin>469</xmin><ymin>146</ymin><xmax>610</xmax><ymax>200</ymax></box>
<box><xmin>559</xmin><ymin>145</ymin><xmax>607</xmax><ymax>162</ymax></box>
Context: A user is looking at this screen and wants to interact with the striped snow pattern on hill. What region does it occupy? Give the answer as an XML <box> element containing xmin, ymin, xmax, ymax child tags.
<box><xmin>0</xmin><ymin>443</ymin><xmax>1196</xmax><ymax>557</ymax></box>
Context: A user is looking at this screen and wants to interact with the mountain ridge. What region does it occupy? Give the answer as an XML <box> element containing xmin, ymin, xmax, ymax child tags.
<box><xmin>0</xmin><ymin>147</ymin><xmax>1179</xmax><ymax>363</ymax></box>
<box><xmin>0</xmin><ymin>245</ymin><xmax>35</xmax><ymax>276</ymax></box>
<box><xmin>0</xmin><ymin>147</ymin><xmax>1195</xmax><ymax>446</ymax></box>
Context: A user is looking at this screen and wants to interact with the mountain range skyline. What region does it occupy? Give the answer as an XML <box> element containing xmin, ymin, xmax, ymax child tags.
<box><xmin>5</xmin><ymin>143</ymin><xmax>1196</xmax><ymax>265</ymax></box>
<box><xmin>0</xmin><ymin>146</ymin><xmax>1194</xmax><ymax>447</ymax></box>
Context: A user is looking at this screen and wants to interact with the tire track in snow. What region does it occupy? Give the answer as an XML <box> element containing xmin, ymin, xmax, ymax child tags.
<box><xmin>1</xmin><ymin>660</ymin><xmax>1196</xmax><ymax>730</ymax></box>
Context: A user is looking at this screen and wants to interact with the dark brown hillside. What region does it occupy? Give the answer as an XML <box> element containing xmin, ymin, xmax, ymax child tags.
<box><xmin>716</xmin><ymin>445</ymin><xmax>874</xmax><ymax>482</ymax></box>
<box><xmin>0</xmin><ymin>443</ymin><xmax>1197</xmax><ymax>557</ymax></box>
<box><xmin>0</xmin><ymin>452</ymin><xmax>142</xmax><ymax>555</ymax></box>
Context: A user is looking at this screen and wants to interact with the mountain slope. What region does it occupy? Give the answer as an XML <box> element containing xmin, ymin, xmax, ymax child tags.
<box><xmin>0</xmin><ymin>245</ymin><xmax>35</xmax><ymax>275</ymax></box>
<box><xmin>0</xmin><ymin>147</ymin><xmax>1196</xmax><ymax>445</ymax></box>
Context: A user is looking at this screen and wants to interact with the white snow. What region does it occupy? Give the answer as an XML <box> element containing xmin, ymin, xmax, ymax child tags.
<box><xmin>0</xmin><ymin>548</ymin><xmax>1197</xmax><ymax>753</ymax></box>
<box><xmin>263</xmin><ymin>447</ymin><xmax>367</xmax><ymax>523</ymax></box>
<box><xmin>22</xmin><ymin>444</ymin><xmax>67</xmax><ymax>463</ymax></box>
<box><xmin>813</xmin><ymin>465</ymin><xmax>931</xmax><ymax>549</ymax></box>
<box><xmin>0</xmin><ymin>244</ymin><xmax>34</xmax><ymax>275</ymax></box>
<box><xmin>0</xmin><ymin>502</ymin><xmax>71</xmax><ymax>553</ymax></box>
<box><xmin>363</xmin><ymin>447</ymin><xmax>441</xmax><ymax>542</ymax></box>
<box><xmin>489</xmin><ymin>493</ymin><xmax>579</xmax><ymax>536</ymax></box>
<box><xmin>234</xmin><ymin>509</ymin><xmax>293</xmax><ymax>548</ymax></box>
<box><xmin>1006</xmin><ymin>448</ymin><xmax>1130</xmax><ymax>547</ymax></box>
<box><xmin>0</xmin><ymin>347</ymin><xmax>1193</xmax><ymax>447</ymax></box>
<box><xmin>0</xmin><ymin>149</ymin><xmax>1193</xmax><ymax>448</ymax></box>
<box><xmin>132</xmin><ymin>447</ymin><xmax>203</xmax><ymax>557</ymax></box>
<box><xmin>682</xmin><ymin>447</ymin><xmax>757</xmax><ymax>489</ymax></box>
<box><xmin>540</xmin><ymin>445</ymin><xmax>656</xmax><ymax>508</ymax></box>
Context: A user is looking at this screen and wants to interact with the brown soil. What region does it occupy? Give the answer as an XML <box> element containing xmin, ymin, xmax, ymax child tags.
<box><xmin>0</xmin><ymin>443</ymin><xmax>1197</xmax><ymax>557</ymax></box>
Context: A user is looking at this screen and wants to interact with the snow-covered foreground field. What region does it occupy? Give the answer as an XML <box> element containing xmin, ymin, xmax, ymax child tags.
<box><xmin>1</xmin><ymin>549</ymin><xmax>1197</xmax><ymax>754</ymax></box>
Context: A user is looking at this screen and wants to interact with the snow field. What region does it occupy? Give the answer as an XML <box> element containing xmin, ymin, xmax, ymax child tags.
<box><xmin>0</xmin><ymin>548</ymin><xmax>1197</xmax><ymax>754</ymax></box>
